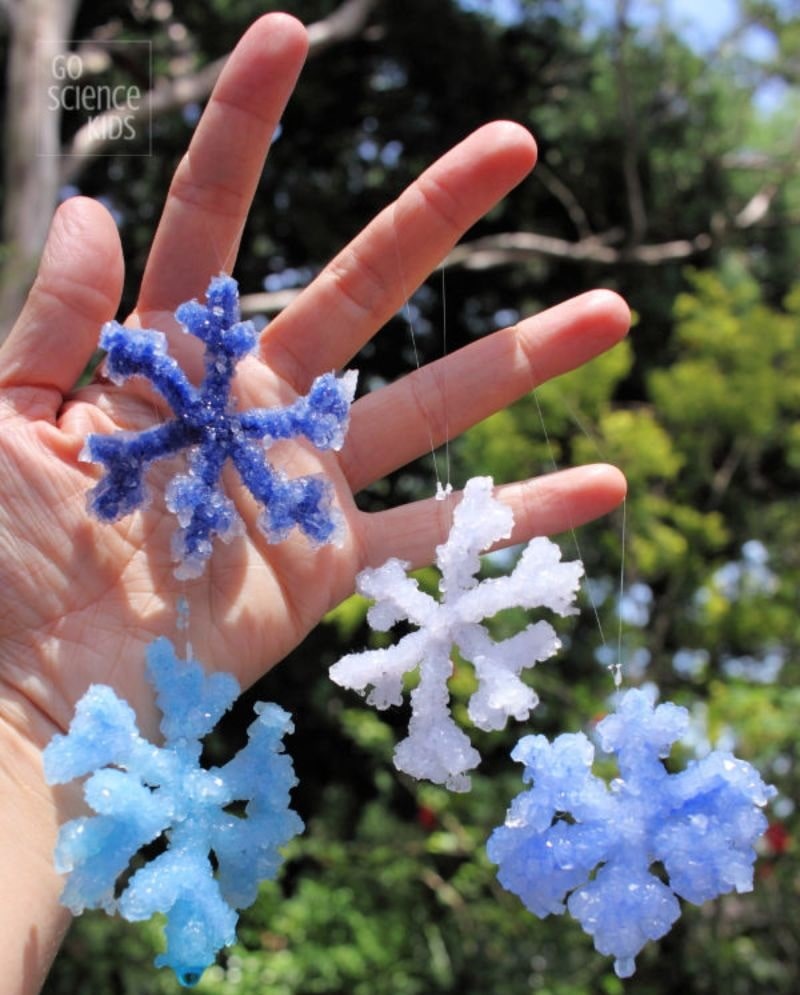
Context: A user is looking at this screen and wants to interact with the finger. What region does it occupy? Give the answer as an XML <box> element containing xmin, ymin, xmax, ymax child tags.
<box><xmin>0</xmin><ymin>197</ymin><xmax>124</xmax><ymax>404</ymax></box>
<box><xmin>136</xmin><ymin>13</ymin><xmax>308</xmax><ymax>317</ymax></box>
<box><xmin>260</xmin><ymin>121</ymin><xmax>538</xmax><ymax>388</ymax></box>
<box><xmin>361</xmin><ymin>465</ymin><xmax>627</xmax><ymax>571</ymax></box>
<box><xmin>341</xmin><ymin>289</ymin><xmax>630</xmax><ymax>493</ymax></box>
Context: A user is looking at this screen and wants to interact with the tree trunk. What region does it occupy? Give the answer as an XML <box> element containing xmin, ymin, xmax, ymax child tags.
<box><xmin>0</xmin><ymin>0</ymin><xmax>80</xmax><ymax>338</ymax></box>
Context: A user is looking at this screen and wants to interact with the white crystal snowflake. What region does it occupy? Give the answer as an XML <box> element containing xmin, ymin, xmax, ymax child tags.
<box><xmin>329</xmin><ymin>476</ymin><xmax>584</xmax><ymax>790</ymax></box>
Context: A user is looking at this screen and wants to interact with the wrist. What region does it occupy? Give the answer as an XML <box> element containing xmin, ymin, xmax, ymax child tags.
<box><xmin>0</xmin><ymin>701</ymin><xmax>73</xmax><ymax>995</ymax></box>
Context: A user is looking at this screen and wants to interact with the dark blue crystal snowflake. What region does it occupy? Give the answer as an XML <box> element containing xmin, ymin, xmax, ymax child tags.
<box><xmin>44</xmin><ymin>637</ymin><xmax>304</xmax><ymax>987</ymax></box>
<box><xmin>487</xmin><ymin>688</ymin><xmax>775</xmax><ymax>978</ymax></box>
<box><xmin>82</xmin><ymin>274</ymin><xmax>356</xmax><ymax>578</ymax></box>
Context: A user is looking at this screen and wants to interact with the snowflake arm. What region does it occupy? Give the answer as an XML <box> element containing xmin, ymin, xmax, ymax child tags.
<box><xmin>654</xmin><ymin>749</ymin><xmax>776</xmax><ymax>903</ymax></box>
<box><xmin>83</xmin><ymin>274</ymin><xmax>356</xmax><ymax>577</ymax></box>
<box><xmin>55</xmin><ymin>769</ymin><xmax>170</xmax><ymax>914</ymax></box>
<box><xmin>239</xmin><ymin>369</ymin><xmax>358</xmax><ymax>450</ymax></box>
<box><xmin>487</xmin><ymin>687</ymin><xmax>776</xmax><ymax>978</ymax></box>
<box><xmin>436</xmin><ymin>475</ymin><xmax>514</xmax><ymax>596</ymax></box>
<box><xmin>43</xmin><ymin>637</ymin><xmax>304</xmax><ymax>987</ymax></box>
<box><xmin>489</xmin><ymin>733</ymin><xmax>611</xmax><ymax>899</ymax></box>
<box><xmin>463</xmin><ymin>621</ymin><xmax>558</xmax><ymax>729</ymax></box>
<box><xmin>119</xmin><ymin>845</ymin><xmax>238</xmax><ymax>986</ymax></box>
<box><xmin>567</xmin><ymin>864</ymin><xmax>681</xmax><ymax>979</ymax></box>
<box><xmin>84</xmin><ymin>422</ymin><xmax>190</xmax><ymax>521</ymax></box>
<box><xmin>360</xmin><ymin>559</ymin><xmax>440</xmax><ymax>630</ymax></box>
<box><xmin>329</xmin><ymin>476</ymin><xmax>583</xmax><ymax>790</ymax></box>
<box><xmin>229</xmin><ymin>436</ymin><xmax>338</xmax><ymax>545</ymax></box>
<box><xmin>456</xmin><ymin>536</ymin><xmax>583</xmax><ymax>622</ymax></box>
<box><xmin>395</xmin><ymin>638</ymin><xmax>481</xmax><ymax>792</ymax></box>
<box><xmin>101</xmin><ymin>324</ymin><xmax>198</xmax><ymax>412</ymax></box>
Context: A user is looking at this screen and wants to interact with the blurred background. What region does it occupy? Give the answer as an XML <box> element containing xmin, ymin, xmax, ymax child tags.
<box><xmin>2</xmin><ymin>0</ymin><xmax>798</xmax><ymax>991</ymax></box>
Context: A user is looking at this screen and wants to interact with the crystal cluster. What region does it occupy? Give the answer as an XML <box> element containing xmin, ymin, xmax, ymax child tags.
<box><xmin>82</xmin><ymin>274</ymin><xmax>357</xmax><ymax>578</ymax></box>
<box><xmin>487</xmin><ymin>688</ymin><xmax>776</xmax><ymax>977</ymax></box>
<box><xmin>329</xmin><ymin>476</ymin><xmax>583</xmax><ymax>791</ymax></box>
<box><xmin>44</xmin><ymin>637</ymin><xmax>304</xmax><ymax>987</ymax></box>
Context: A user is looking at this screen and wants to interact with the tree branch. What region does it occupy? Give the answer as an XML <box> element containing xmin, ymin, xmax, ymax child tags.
<box><xmin>731</xmin><ymin>123</ymin><xmax>800</xmax><ymax>229</ymax></box>
<box><xmin>534</xmin><ymin>161</ymin><xmax>594</xmax><ymax>241</ymax></box>
<box><xmin>614</xmin><ymin>0</ymin><xmax>648</xmax><ymax>244</ymax></box>
<box><xmin>234</xmin><ymin>229</ymin><xmax>715</xmax><ymax>322</ymax></box>
<box><xmin>239</xmin><ymin>289</ymin><xmax>301</xmax><ymax>317</ymax></box>
<box><xmin>444</xmin><ymin>230</ymin><xmax>713</xmax><ymax>269</ymax></box>
<box><xmin>59</xmin><ymin>0</ymin><xmax>378</xmax><ymax>183</ymax></box>
<box><xmin>306</xmin><ymin>0</ymin><xmax>377</xmax><ymax>53</ymax></box>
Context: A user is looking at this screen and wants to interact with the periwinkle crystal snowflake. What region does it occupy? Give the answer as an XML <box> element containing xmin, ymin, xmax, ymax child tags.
<box><xmin>487</xmin><ymin>687</ymin><xmax>776</xmax><ymax>978</ymax></box>
<box><xmin>43</xmin><ymin>637</ymin><xmax>304</xmax><ymax>987</ymax></box>
<box><xmin>82</xmin><ymin>274</ymin><xmax>357</xmax><ymax>578</ymax></box>
<box><xmin>329</xmin><ymin>476</ymin><xmax>584</xmax><ymax>791</ymax></box>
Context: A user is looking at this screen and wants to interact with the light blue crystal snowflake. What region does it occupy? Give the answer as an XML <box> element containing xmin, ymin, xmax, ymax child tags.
<box><xmin>487</xmin><ymin>688</ymin><xmax>775</xmax><ymax>978</ymax></box>
<box><xmin>82</xmin><ymin>274</ymin><xmax>357</xmax><ymax>578</ymax></box>
<box><xmin>43</xmin><ymin>637</ymin><xmax>304</xmax><ymax>987</ymax></box>
<box><xmin>330</xmin><ymin>476</ymin><xmax>583</xmax><ymax>791</ymax></box>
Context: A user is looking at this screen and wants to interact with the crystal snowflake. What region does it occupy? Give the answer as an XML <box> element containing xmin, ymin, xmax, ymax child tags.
<box><xmin>487</xmin><ymin>687</ymin><xmax>776</xmax><ymax>978</ymax></box>
<box><xmin>43</xmin><ymin>637</ymin><xmax>304</xmax><ymax>987</ymax></box>
<box><xmin>329</xmin><ymin>476</ymin><xmax>584</xmax><ymax>791</ymax></box>
<box><xmin>82</xmin><ymin>274</ymin><xmax>357</xmax><ymax>578</ymax></box>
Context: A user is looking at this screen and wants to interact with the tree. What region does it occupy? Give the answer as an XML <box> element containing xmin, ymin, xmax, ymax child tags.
<box><xmin>0</xmin><ymin>0</ymin><xmax>377</xmax><ymax>333</ymax></box>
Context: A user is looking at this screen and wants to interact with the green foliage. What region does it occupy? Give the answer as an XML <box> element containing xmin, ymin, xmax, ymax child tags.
<box><xmin>652</xmin><ymin>263</ymin><xmax>800</xmax><ymax>449</ymax></box>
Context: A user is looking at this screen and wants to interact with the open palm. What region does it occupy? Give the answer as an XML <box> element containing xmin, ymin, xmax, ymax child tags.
<box><xmin>0</xmin><ymin>13</ymin><xmax>628</xmax><ymax>757</ymax></box>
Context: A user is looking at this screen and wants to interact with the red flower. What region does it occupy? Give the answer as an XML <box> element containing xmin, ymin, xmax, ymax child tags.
<box><xmin>764</xmin><ymin>822</ymin><xmax>790</xmax><ymax>855</ymax></box>
<box><xmin>417</xmin><ymin>805</ymin><xmax>438</xmax><ymax>831</ymax></box>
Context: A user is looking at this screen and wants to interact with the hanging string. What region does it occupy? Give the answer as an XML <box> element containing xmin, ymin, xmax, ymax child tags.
<box><xmin>528</xmin><ymin>374</ymin><xmax>628</xmax><ymax>690</ymax></box>
<box><xmin>176</xmin><ymin>595</ymin><xmax>193</xmax><ymax>660</ymax></box>
<box><xmin>391</xmin><ymin>203</ymin><xmax>450</xmax><ymax>501</ymax></box>
<box><xmin>550</xmin><ymin>388</ymin><xmax>629</xmax><ymax>689</ymax></box>
<box><xmin>99</xmin><ymin>148</ymin><xmax>250</xmax><ymax>661</ymax></box>
<box><xmin>612</xmin><ymin>497</ymin><xmax>627</xmax><ymax>689</ymax></box>
<box><xmin>389</xmin><ymin>181</ymin><xmax>629</xmax><ymax>687</ymax></box>
<box><xmin>162</xmin><ymin>143</ymin><xmax>253</xmax><ymax>643</ymax></box>
<box><xmin>438</xmin><ymin>264</ymin><xmax>452</xmax><ymax>499</ymax></box>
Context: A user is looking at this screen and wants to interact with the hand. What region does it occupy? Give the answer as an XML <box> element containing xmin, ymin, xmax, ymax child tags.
<box><xmin>0</xmin><ymin>14</ymin><xmax>628</xmax><ymax>990</ymax></box>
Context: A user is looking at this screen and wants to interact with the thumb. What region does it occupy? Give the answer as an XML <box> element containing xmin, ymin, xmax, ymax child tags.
<box><xmin>0</xmin><ymin>196</ymin><xmax>124</xmax><ymax>402</ymax></box>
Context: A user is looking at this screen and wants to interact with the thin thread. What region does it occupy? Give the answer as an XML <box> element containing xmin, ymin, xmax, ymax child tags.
<box><xmin>440</xmin><ymin>265</ymin><xmax>452</xmax><ymax>495</ymax></box>
<box><xmin>167</xmin><ymin>149</ymin><xmax>250</xmax><ymax>642</ymax></box>
<box><xmin>613</xmin><ymin>496</ymin><xmax>628</xmax><ymax>689</ymax></box>
<box><xmin>176</xmin><ymin>595</ymin><xmax>193</xmax><ymax>660</ymax></box>
<box><xmin>544</xmin><ymin>387</ymin><xmax>628</xmax><ymax>685</ymax></box>
<box><xmin>193</xmin><ymin>137</ymin><xmax>250</xmax><ymax>279</ymax></box>
<box><xmin>529</xmin><ymin>386</ymin><xmax>608</xmax><ymax>653</ymax></box>
<box><xmin>390</xmin><ymin>204</ymin><xmax>446</xmax><ymax>498</ymax></box>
